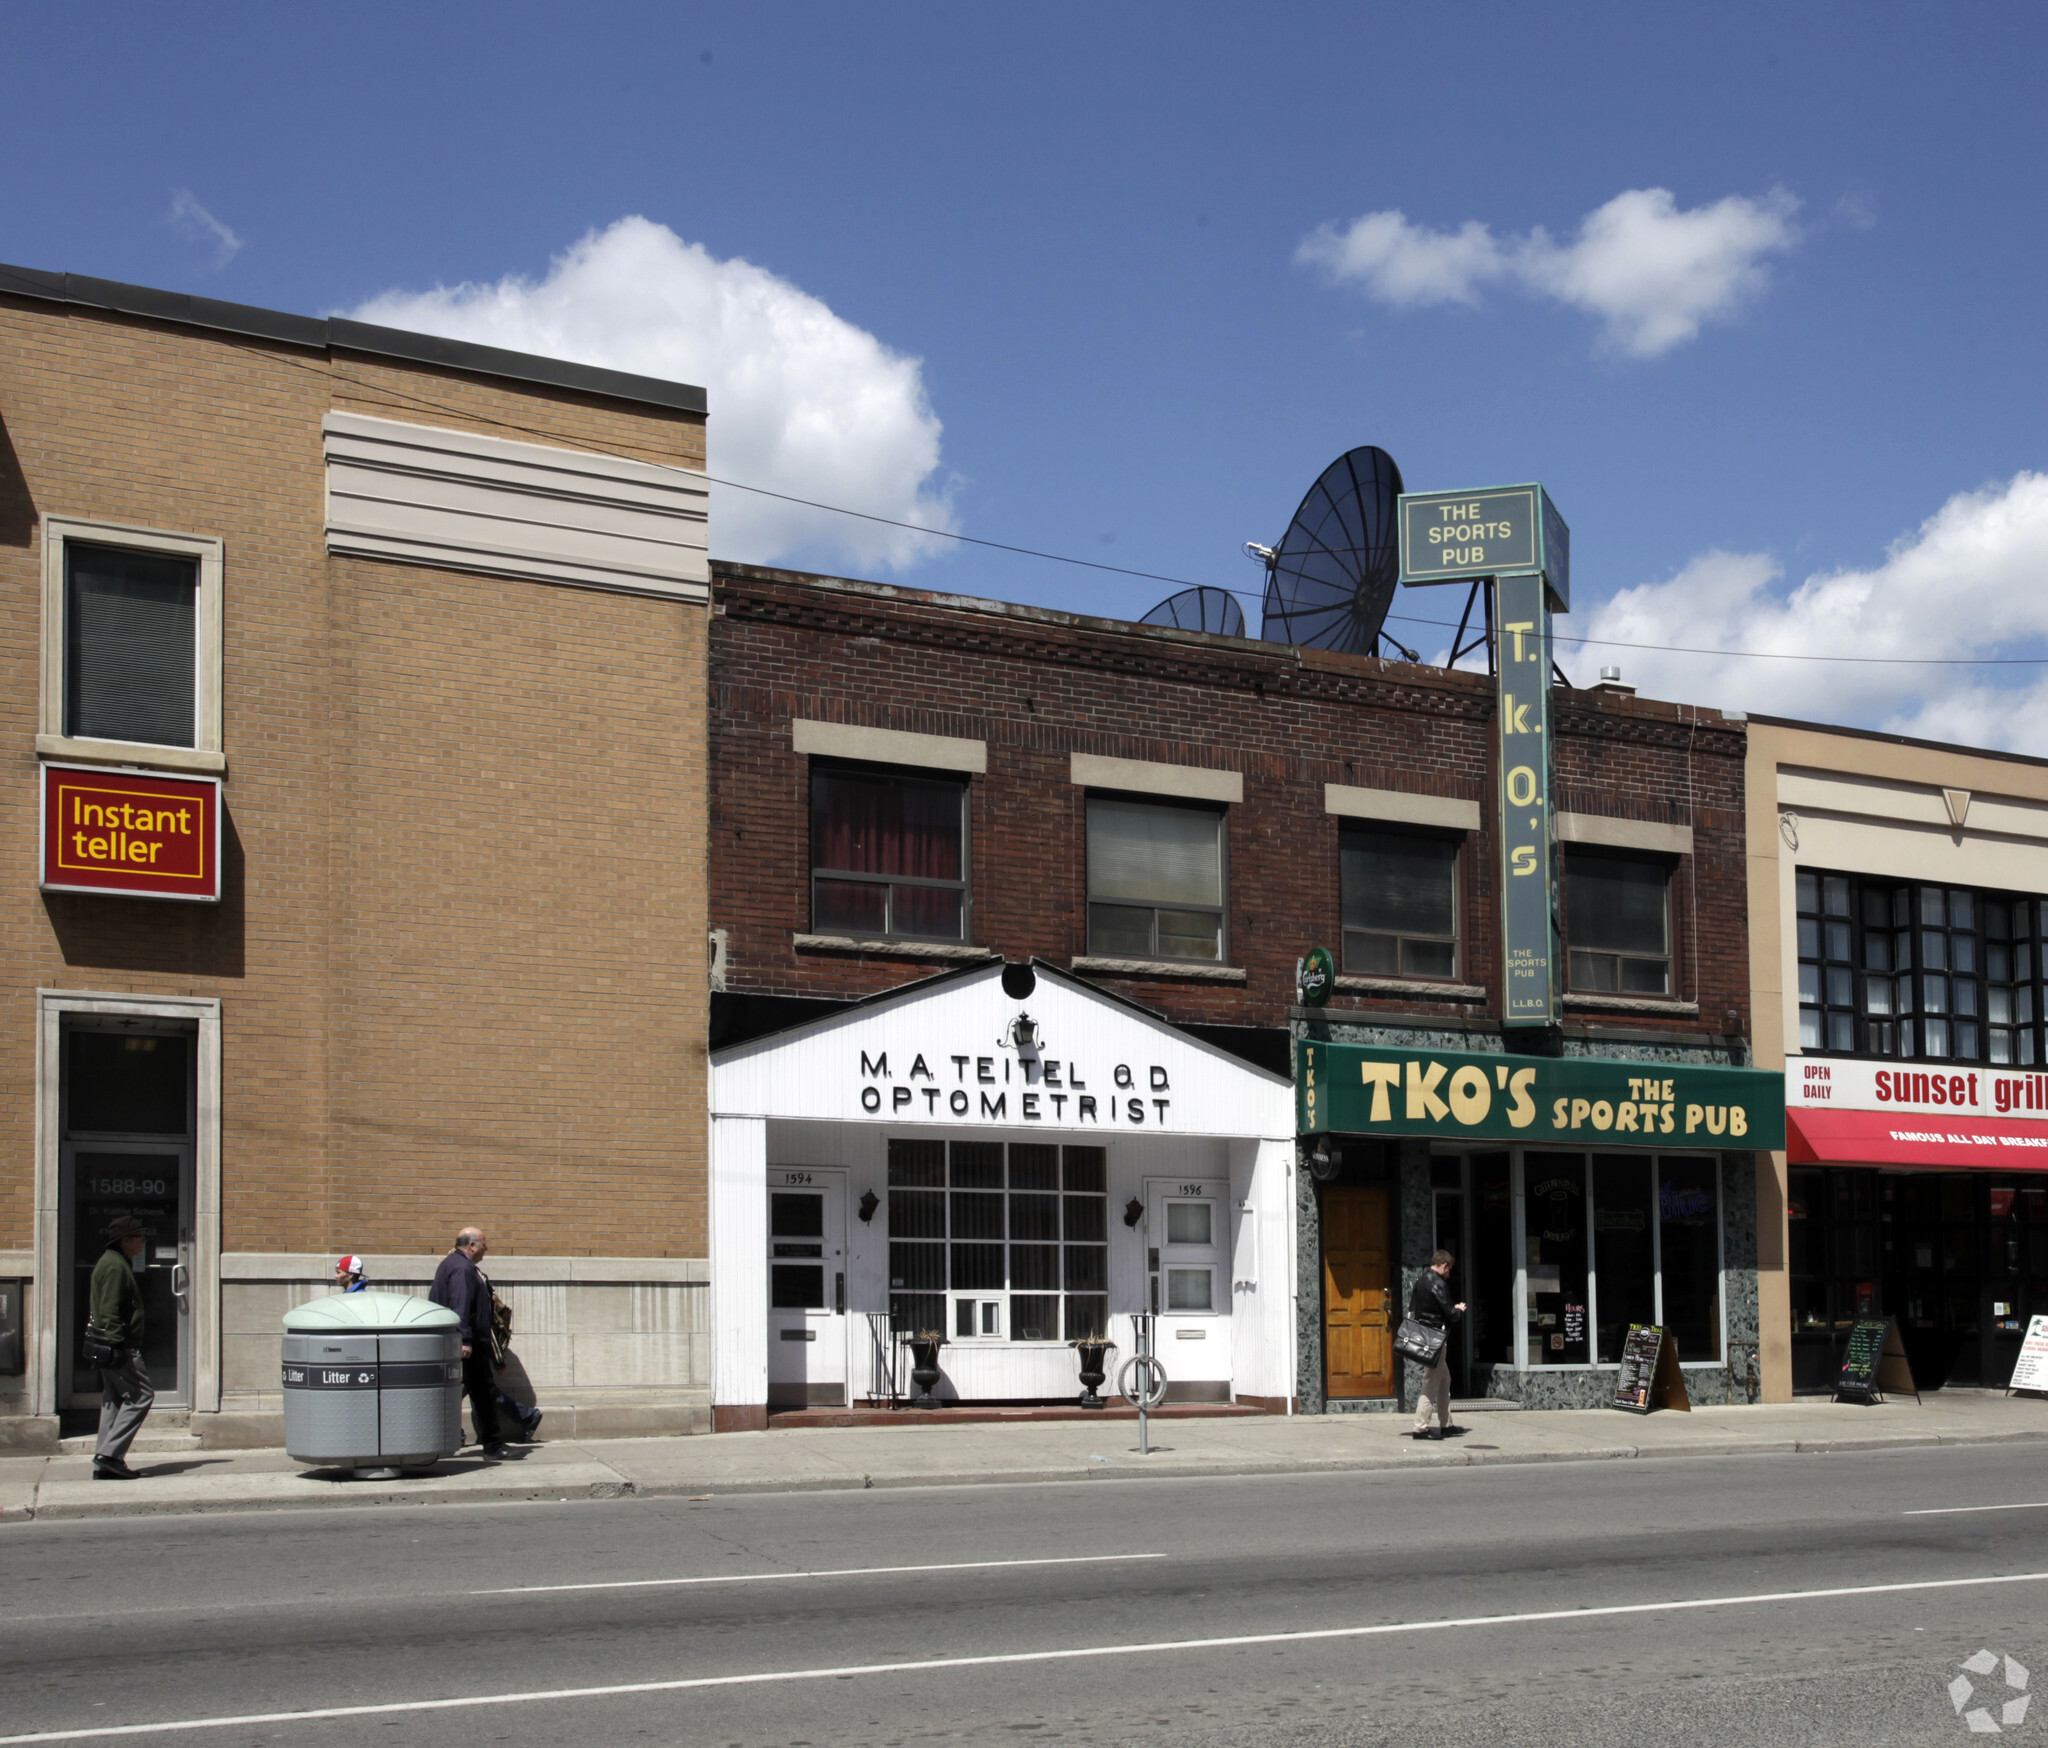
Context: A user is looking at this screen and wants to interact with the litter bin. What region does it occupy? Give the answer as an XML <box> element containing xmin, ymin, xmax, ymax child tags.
<box><xmin>282</xmin><ymin>1291</ymin><xmax>463</xmax><ymax>1476</ymax></box>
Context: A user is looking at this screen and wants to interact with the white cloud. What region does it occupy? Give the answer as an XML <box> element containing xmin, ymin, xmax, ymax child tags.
<box><xmin>345</xmin><ymin>217</ymin><xmax>954</xmax><ymax>571</ymax></box>
<box><xmin>1519</xmin><ymin>187</ymin><xmax>1800</xmax><ymax>356</ymax></box>
<box><xmin>1298</xmin><ymin>186</ymin><xmax>1800</xmax><ymax>357</ymax></box>
<box><xmin>165</xmin><ymin>189</ymin><xmax>243</xmax><ymax>268</ymax></box>
<box><xmin>1575</xmin><ymin>473</ymin><xmax>2048</xmax><ymax>752</ymax></box>
<box><xmin>1294</xmin><ymin>211</ymin><xmax>1505</xmax><ymax>306</ymax></box>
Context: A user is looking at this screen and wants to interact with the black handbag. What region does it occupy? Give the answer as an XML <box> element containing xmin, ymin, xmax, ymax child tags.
<box><xmin>1393</xmin><ymin>1317</ymin><xmax>1447</xmax><ymax>1367</ymax></box>
<box><xmin>81</xmin><ymin>1323</ymin><xmax>123</xmax><ymax>1368</ymax></box>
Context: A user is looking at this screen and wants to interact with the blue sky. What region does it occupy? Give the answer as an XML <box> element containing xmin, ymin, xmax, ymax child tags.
<box><xmin>8</xmin><ymin>4</ymin><xmax>2048</xmax><ymax>743</ymax></box>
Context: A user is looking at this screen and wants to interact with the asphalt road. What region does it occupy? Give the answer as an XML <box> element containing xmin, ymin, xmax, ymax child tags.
<box><xmin>3</xmin><ymin>1444</ymin><xmax>2047</xmax><ymax>1746</ymax></box>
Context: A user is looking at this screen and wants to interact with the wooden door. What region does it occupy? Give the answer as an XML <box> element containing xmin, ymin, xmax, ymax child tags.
<box><xmin>1323</xmin><ymin>1185</ymin><xmax>1394</xmax><ymax>1398</ymax></box>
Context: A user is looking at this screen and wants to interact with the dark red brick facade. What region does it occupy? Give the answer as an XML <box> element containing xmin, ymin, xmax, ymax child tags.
<box><xmin>710</xmin><ymin>560</ymin><xmax>1749</xmax><ymax>1051</ymax></box>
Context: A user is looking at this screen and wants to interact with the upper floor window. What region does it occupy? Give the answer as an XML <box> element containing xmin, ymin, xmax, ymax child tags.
<box><xmin>40</xmin><ymin>518</ymin><xmax>224</xmax><ymax>765</ymax></box>
<box><xmin>810</xmin><ymin>765</ymin><xmax>967</xmax><ymax>942</ymax></box>
<box><xmin>1564</xmin><ymin>850</ymin><xmax>1672</xmax><ymax>995</ymax></box>
<box><xmin>67</xmin><ymin>545</ymin><xmax>197</xmax><ymax>746</ymax></box>
<box><xmin>1086</xmin><ymin>796</ymin><xmax>1225</xmax><ymax>962</ymax></box>
<box><xmin>1339</xmin><ymin>826</ymin><xmax>1458</xmax><ymax>979</ymax></box>
<box><xmin>1797</xmin><ymin>870</ymin><xmax>2038</xmax><ymax>1064</ymax></box>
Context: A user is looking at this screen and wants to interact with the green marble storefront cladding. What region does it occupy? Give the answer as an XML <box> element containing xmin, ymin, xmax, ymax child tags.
<box><xmin>1293</xmin><ymin>1012</ymin><xmax>1762</xmax><ymax>1413</ymax></box>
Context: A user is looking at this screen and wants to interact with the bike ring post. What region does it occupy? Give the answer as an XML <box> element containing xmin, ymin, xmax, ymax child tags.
<box><xmin>1117</xmin><ymin>1312</ymin><xmax>1168</xmax><ymax>1454</ymax></box>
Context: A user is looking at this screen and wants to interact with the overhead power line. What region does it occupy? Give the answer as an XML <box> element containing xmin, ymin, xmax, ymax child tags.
<box><xmin>226</xmin><ymin>334</ymin><xmax>2039</xmax><ymax>671</ymax></box>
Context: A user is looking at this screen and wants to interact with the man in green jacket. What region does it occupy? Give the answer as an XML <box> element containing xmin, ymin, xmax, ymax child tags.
<box><xmin>88</xmin><ymin>1215</ymin><xmax>153</xmax><ymax>1480</ymax></box>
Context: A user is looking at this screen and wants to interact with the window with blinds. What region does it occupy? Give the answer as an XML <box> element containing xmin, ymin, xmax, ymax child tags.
<box><xmin>64</xmin><ymin>544</ymin><xmax>198</xmax><ymax>748</ymax></box>
<box><xmin>1086</xmin><ymin>796</ymin><xmax>1225</xmax><ymax>962</ymax></box>
<box><xmin>1340</xmin><ymin>826</ymin><xmax>1459</xmax><ymax>978</ymax></box>
<box><xmin>1564</xmin><ymin>849</ymin><xmax>1672</xmax><ymax>995</ymax></box>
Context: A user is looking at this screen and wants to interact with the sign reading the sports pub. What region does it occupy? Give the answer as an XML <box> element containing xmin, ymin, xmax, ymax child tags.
<box><xmin>1296</xmin><ymin>1040</ymin><xmax>1785</xmax><ymax>1150</ymax></box>
<box><xmin>1396</xmin><ymin>483</ymin><xmax>1571</xmax><ymax>607</ymax></box>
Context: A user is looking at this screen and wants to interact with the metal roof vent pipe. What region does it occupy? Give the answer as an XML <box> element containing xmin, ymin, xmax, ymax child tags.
<box><xmin>1593</xmin><ymin>664</ymin><xmax>1636</xmax><ymax>698</ymax></box>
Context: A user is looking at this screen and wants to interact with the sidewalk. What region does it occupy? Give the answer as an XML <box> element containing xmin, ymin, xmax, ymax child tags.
<box><xmin>4</xmin><ymin>1392</ymin><xmax>2043</xmax><ymax>1523</ymax></box>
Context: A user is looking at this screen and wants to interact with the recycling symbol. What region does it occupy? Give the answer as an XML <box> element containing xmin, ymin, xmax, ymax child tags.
<box><xmin>1951</xmin><ymin>1649</ymin><xmax>2030</xmax><ymax>1734</ymax></box>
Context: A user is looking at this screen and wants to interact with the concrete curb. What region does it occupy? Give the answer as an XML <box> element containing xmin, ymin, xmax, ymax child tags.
<box><xmin>24</xmin><ymin>1469</ymin><xmax>643</xmax><ymax>1522</ymax></box>
<box><xmin>5</xmin><ymin>1421</ymin><xmax>2043</xmax><ymax>1521</ymax></box>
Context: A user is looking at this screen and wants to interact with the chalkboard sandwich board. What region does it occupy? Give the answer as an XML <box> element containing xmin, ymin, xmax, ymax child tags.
<box><xmin>1610</xmin><ymin>1324</ymin><xmax>1691</xmax><ymax>1414</ymax></box>
<box><xmin>2007</xmin><ymin>1314</ymin><xmax>2048</xmax><ymax>1398</ymax></box>
<box><xmin>1833</xmin><ymin>1316</ymin><xmax>1920</xmax><ymax>1405</ymax></box>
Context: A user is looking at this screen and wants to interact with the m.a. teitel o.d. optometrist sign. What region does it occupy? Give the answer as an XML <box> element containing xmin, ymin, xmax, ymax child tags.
<box><xmin>1298</xmin><ymin>1040</ymin><xmax>1784</xmax><ymax>1148</ymax></box>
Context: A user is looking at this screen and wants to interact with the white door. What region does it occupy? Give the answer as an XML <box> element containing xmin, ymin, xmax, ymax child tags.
<box><xmin>1146</xmin><ymin>1174</ymin><xmax>1229</xmax><ymax>1392</ymax></box>
<box><xmin>767</xmin><ymin>1171</ymin><xmax>847</xmax><ymax>1408</ymax></box>
<box><xmin>1147</xmin><ymin>1175</ymin><xmax>1224</xmax><ymax>1317</ymax></box>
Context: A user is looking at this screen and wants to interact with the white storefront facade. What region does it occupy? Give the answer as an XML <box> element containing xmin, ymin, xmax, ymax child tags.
<box><xmin>708</xmin><ymin>961</ymin><xmax>1296</xmax><ymax>1427</ymax></box>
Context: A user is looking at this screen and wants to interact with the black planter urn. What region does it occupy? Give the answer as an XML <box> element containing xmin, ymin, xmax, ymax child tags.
<box><xmin>907</xmin><ymin>1337</ymin><xmax>944</xmax><ymax>1409</ymax></box>
<box><xmin>1074</xmin><ymin>1340</ymin><xmax>1113</xmax><ymax>1410</ymax></box>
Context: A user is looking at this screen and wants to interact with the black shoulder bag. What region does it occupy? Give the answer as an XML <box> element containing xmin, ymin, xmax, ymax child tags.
<box><xmin>1393</xmin><ymin>1317</ymin><xmax>1447</xmax><ymax>1367</ymax></box>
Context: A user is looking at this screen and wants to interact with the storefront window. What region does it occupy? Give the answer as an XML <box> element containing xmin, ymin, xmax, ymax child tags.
<box><xmin>887</xmin><ymin>1138</ymin><xmax>1108</xmax><ymax>1341</ymax></box>
<box><xmin>1593</xmin><ymin>1153</ymin><xmax>1656</xmax><ymax>1362</ymax></box>
<box><xmin>1471</xmin><ymin>1153</ymin><xmax>1514</xmax><ymax>1368</ymax></box>
<box><xmin>1522</xmin><ymin>1152</ymin><xmax>1589</xmax><ymax>1364</ymax></box>
<box><xmin>1517</xmin><ymin>1149</ymin><xmax>1725</xmax><ymax>1368</ymax></box>
<box><xmin>1659</xmin><ymin>1159</ymin><xmax>1722</xmax><ymax>1362</ymax></box>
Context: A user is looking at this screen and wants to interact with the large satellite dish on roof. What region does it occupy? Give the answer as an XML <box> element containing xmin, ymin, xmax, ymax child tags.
<box><xmin>1139</xmin><ymin>586</ymin><xmax>1246</xmax><ymax>639</ymax></box>
<box><xmin>1251</xmin><ymin>446</ymin><xmax>1412</xmax><ymax>657</ymax></box>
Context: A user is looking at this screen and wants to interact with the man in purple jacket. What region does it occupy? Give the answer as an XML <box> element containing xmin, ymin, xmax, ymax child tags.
<box><xmin>428</xmin><ymin>1226</ymin><xmax>505</xmax><ymax>1457</ymax></box>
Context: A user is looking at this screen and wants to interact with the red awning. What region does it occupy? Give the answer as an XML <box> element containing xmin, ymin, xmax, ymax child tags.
<box><xmin>1787</xmin><ymin>1106</ymin><xmax>2048</xmax><ymax>1169</ymax></box>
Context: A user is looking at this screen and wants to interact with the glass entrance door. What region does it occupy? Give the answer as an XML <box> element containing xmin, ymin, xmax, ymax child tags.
<box><xmin>59</xmin><ymin>1026</ymin><xmax>196</xmax><ymax>1411</ymax></box>
<box><xmin>1432</xmin><ymin>1177</ymin><xmax>1468</xmax><ymax>1397</ymax></box>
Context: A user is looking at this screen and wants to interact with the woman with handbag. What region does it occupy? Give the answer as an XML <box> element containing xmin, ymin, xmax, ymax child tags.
<box><xmin>1406</xmin><ymin>1249</ymin><xmax>1465</xmax><ymax>1441</ymax></box>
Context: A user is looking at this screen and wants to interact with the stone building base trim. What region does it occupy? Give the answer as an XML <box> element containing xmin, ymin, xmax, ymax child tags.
<box><xmin>217</xmin><ymin>1252</ymin><xmax>714</xmax><ymax>1440</ymax></box>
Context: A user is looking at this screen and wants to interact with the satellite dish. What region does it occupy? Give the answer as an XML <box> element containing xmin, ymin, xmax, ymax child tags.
<box><xmin>1139</xmin><ymin>585</ymin><xmax>1246</xmax><ymax>638</ymax></box>
<box><xmin>1255</xmin><ymin>446</ymin><xmax>1407</xmax><ymax>656</ymax></box>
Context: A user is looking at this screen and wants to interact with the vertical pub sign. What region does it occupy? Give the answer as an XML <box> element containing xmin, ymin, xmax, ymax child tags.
<box><xmin>1495</xmin><ymin>572</ymin><xmax>1555</xmax><ymax>1024</ymax></box>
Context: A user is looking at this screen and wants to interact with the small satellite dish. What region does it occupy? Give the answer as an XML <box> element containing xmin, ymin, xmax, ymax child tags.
<box><xmin>1139</xmin><ymin>585</ymin><xmax>1246</xmax><ymax>638</ymax></box>
<box><xmin>1255</xmin><ymin>446</ymin><xmax>1409</xmax><ymax>656</ymax></box>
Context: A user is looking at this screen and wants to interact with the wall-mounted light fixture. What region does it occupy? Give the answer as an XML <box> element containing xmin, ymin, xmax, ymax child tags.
<box><xmin>1006</xmin><ymin>1012</ymin><xmax>1041</xmax><ymax>1061</ymax></box>
<box><xmin>857</xmin><ymin>1189</ymin><xmax>880</xmax><ymax>1224</ymax></box>
<box><xmin>1122</xmin><ymin>1197</ymin><xmax>1144</xmax><ymax>1228</ymax></box>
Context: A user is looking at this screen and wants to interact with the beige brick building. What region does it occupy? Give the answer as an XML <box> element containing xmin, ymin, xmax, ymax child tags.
<box><xmin>0</xmin><ymin>266</ymin><xmax>713</xmax><ymax>1448</ymax></box>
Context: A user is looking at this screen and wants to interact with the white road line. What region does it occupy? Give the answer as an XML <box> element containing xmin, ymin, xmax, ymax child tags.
<box><xmin>7</xmin><ymin>1569</ymin><xmax>2046</xmax><ymax>1744</ymax></box>
<box><xmin>1906</xmin><ymin>1502</ymin><xmax>2048</xmax><ymax>1516</ymax></box>
<box><xmin>471</xmin><ymin>1552</ymin><xmax>1166</xmax><ymax>1596</ymax></box>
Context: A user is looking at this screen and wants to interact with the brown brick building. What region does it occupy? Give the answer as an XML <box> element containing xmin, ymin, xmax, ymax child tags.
<box><xmin>707</xmin><ymin>561</ymin><xmax>1775</xmax><ymax>1417</ymax></box>
<box><xmin>0</xmin><ymin>267</ymin><xmax>713</xmax><ymax>1447</ymax></box>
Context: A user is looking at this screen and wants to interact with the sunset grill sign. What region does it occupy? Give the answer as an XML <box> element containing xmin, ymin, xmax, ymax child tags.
<box><xmin>40</xmin><ymin>764</ymin><xmax>222</xmax><ymax>902</ymax></box>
